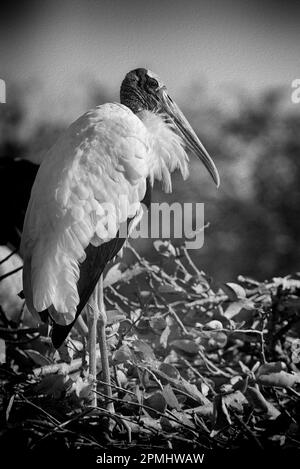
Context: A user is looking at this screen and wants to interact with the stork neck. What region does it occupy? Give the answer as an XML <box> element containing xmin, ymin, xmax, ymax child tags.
<box><xmin>120</xmin><ymin>85</ymin><xmax>159</xmax><ymax>115</ymax></box>
<box><xmin>120</xmin><ymin>96</ymin><xmax>144</xmax><ymax>115</ymax></box>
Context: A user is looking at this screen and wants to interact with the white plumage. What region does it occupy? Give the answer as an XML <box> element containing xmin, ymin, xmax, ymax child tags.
<box><xmin>21</xmin><ymin>103</ymin><xmax>189</xmax><ymax>326</ymax></box>
<box><xmin>20</xmin><ymin>68</ymin><xmax>219</xmax><ymax>410</ymax></box>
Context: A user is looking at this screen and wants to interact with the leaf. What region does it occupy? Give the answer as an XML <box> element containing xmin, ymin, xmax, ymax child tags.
<box><xmin>0</xmin><ymin>338</ymin><xmax>6</xmax><ymax>364</ymax></box>
<box><xmin>162</xmin><ymin>384</ymin><xmax>181</xmax><ymax>410</ymax></box>
<box><xmin>232</xmin><ymin>376</ymin><xmax>249</xmax><ymax>394</ymax></box>
<box><xmin>112</xmin><ymin>345</ymin><xmax>132</xmax><ymax>364</ymax></box>
<box><xmin>212</xmin><ymin>395</ymin><xmax>232</xmax><ymax>433</ymax></box>
<box><xmin>223</xmin><ymin>390</ymin><xmax>247</xmax><ymax>414</ymax></box>
<box><xmin>291</xmin><ymin>347</ymin><xmax>300</xmax><ymax>364</ymax></box>
<box><xmin>245</xmin><ymin>386</ymin><xmax>280</xmax><ymax>418</ymax></box>
<box><xmin>160</xmin><ymin>416</ymin><xmax>178</xmax><ymax>431</ymax></box>
<box><xmin>158</xmin><ymin>284</ymin><xmax>184</xmax><ymax>294</ymax></box>
<box><xmin>171</xmin><ymin>410</ymin><xmax>195</xmax><ymax>429</ymax></box>
<box><xmin>104</xmin><ymin>263</ymin><xmax>122</xmax><ymax>286</ymax></box>
<box><xmin>191</xmin><ymin>283</ymin><xmax>206</xmax><ymax>294</ymax></box>
<box><xmin>72</xmin><ymin>376</ymin><xmax>94</xmax><ymax>401</ymax></box>
<box><xmin>160</xmin><ymin>325</ymin><xmax>171</xmax><ymax>348</ymax></box>
<box><xmin>159</xmin><ymin>363</ymin><xmax>180</xmax><ymax>382</ymax></box>
<box><xmin>34</xmin><ymin>374</ymin><xmax>68</xmax><ymax>398</ymax></box>
<box><xmin>257</xmin><ymin>371</ymin><xmax>300</xmax><ymax>388</ymax></box>
<box><xmin>203</xmin><ymin>320</ymin><xmax>223</xmax><ymax>330</ymax></box>
<box><xmin>139</xmin><ymin>290</ymin><xmax>152</xmax><ymax>299</ymax></box>
<box><xmin>136</xmin><ymin>318</ymin><xmax>150</xmax><ymax>332</ymax></box>
<box><xmin>144</xmin><ymin>391</ymin><xmax>166</xmax><ymax>418</ymax></box>
<box><xmin>140</xmin><ymin>416</ymin><xmax>162</xmax><ymax>431</ymax></box>
<box><xmin>201</xmin><ymin>382</ymin><xmax>210</xmax><ymax>396</ymax></box>
<box><xmin>118</xmin><ymin>319</ymin><xmax>132</xmax><ymax>336</ymax></box>
<box><xmin>115</xmin><ymin>368</ymin><xmax>127</xmax><ymax>386</ymax></box>
<box><xmin>256</xmin><ymin>361</ymin><xmax>286</xmax><ymax>378</ymax></box>
<box><xmin>224</xmin><ymin>299</ymin><xmax>255</xmax><ymax>320</ymax></box>
<box><xmin>224</xmin><ymin>301</ymin><xmax>245</xmax><ymax>319</ymax></box>
<box><xmin>150</xmin><ymin>316</ymin><xmax>167</xmax><ymax>332</ymax></box>
<box><xmin>205</xmin><ymin>331</ymin><xmax>228</xmax><ymax>350</ymax></box>
<box><xmin>104</xmin><ymin>262</ymin><xmax>144</xmax><ymax>287</ymax></box>
<box><xmin>118</xmin><ymin>264</ymin><xmax>145</xmax><ymax>284</ymax></box>
<box><xmin>6</xmin><ymin>395</ymin><xmax>14</xmax><ymax>422</ymax></box>
<box><xmin>239</xmin><ymin>360</ymin><xmax>251</xmax><ymax>374</ymax></box>
<box><xmin>170</xmin><ymin>339</ymin><xmax>199</xmax><ymax>356</ymax></box>
<box><xmin>187</xmin><ymin>404</ymin><xmax>213</xmax><ymax>417</ymax></box>
<box><xmin>181</xmin><ymin>379</ymin><xmax>211</xmax><ymax>406</ymax></box>
<box><xmin>222</xmin><ymin>283</ymin><xmax>247</xmax><ymax>301</ymax></box>
<box><xmin>106</xmin><ymin>309</ymin><xmax>126</xmax><ymax>325</ymax></box>
<box><xmin>135</xmin><ymin>384</ymin><xmax>143</xmax><ymax>406</ymax></box>
<box><xmin>25</xmin><ymin>349</ymin><xmax>52</xmax><ymax>367</ymax></box>
<box><xmin>132</xmin><ymin>340</ymin><xmax>156</xmax><ymax>361</ymax></box>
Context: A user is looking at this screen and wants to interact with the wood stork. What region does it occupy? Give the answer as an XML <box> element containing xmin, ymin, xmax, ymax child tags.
<box><xmin>20</xmin><ymin>68</ymin><xmax>219</xmax><ymax>407</ymax></box>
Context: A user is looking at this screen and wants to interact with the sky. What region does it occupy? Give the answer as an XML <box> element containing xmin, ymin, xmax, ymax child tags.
<box><xmin>1</xmin><ymin>0</ymin><xmax>300</xmax><ymax>121</ymax></box>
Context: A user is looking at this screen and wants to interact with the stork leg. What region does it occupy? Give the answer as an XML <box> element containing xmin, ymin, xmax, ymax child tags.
<box><xmin>87</xmin><ymin>275</ymin><xmax>114</xmax><ymax>412</ymax></box>
<box><xmin>97</xmin><ymin>275</ymin><xmax>114</xmax><ymax>413</ymax></box>
<box><xmin>87</xmin><ymin>293</ymin><xmax>98</xmax><ymax>407</ymax></box>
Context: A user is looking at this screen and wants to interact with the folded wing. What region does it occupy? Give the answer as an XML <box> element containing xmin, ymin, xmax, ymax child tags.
<box><xmin>21</xmin><ymin>103</ymin><xmax>149</xmax><ymax>330</ymax></box>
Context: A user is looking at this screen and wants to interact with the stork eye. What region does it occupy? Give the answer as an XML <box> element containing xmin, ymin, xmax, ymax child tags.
<box><xmin>147</xmin><ymin>77</ymin><xmax>159</xmax><ymax>89</ymax></box>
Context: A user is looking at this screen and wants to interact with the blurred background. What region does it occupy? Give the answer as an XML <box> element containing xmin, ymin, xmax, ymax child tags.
<box><xmin>0</xmin><ymin>0</ymin><xmax>300</xmax><ymax>285</ymax></box>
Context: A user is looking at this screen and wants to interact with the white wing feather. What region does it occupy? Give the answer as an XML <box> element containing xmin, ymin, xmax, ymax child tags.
<box><xmin>21</xmin><ymin>103</ymin><xmax>189</xmax><ymax>325</ymax></box>
<box><xmin>21</xmin><ymin>104</ymin><xmax>148</xmax><ymax>320</ymax></box>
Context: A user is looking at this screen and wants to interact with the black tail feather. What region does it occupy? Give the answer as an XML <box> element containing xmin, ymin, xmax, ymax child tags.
<box><xmin>51</xmin><ymin>230</ymin><xmax>128</xmax><ymax>348</ymax></box>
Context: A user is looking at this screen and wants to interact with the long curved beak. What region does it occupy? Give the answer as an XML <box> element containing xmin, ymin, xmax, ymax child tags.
<box><xmin>160</xmin><ymin>90</ymin><xmax>220</xmax><ymax>187</ymax></box>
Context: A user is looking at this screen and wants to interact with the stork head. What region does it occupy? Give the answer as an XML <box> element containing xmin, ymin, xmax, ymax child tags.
<box><xmin>120</xmin><ymin>68</ymin><xmax>220</xmax><ymax>187</ymax></box>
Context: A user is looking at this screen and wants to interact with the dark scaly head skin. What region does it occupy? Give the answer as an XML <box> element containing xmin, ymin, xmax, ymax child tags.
<box><xmin>120</xmin><ymin>68</ymin><xmax>165</xmax><ymax>114</ymax></box>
